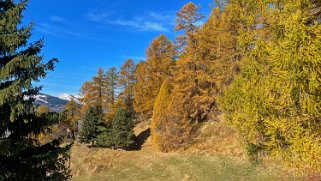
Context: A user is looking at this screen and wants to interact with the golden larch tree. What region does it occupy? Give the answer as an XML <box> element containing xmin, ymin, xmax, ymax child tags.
<box><xmin>151</xmin><ymin>79</ymin><xmax>193</xmax><ymax>152</ymax></box>
<box><xmin>80</xmin><ymin>67</ymin><xmax>105</xmax><ymax>114</ymax></box>
<box><xmin>118</xmin><ymin>59</ymin><xmax>136</xmax><ymax>116</ymax></box>
<box><xmin>64</xmin><ymin>99</ymin><xmax>81</xmax><ymax>131</ymax></box>
<box><xmin>134</xmin><ymin>35</ymin><xmax>176</xmax><ymax>118</ymax></box>
<box><xmin>221</xmin><ymin>0</ymin><xmax>321</xmax><ymax>171</ymax></box>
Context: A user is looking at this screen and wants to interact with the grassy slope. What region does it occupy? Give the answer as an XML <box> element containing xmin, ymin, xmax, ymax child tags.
<box><xmin>71</xmin><ymin>121</ymin><xmax>296</xmax><ymax>181</ymax></box>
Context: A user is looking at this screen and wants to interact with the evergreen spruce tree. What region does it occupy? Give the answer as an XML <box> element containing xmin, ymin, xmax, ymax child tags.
<box><xmin>95</xmin><ymin>127</ymin><xmax>113</xmax><ymax>148</ymax></box>
<box><xmin>0</xmin><ymin>1</ymin><xmax>71</xmax><ymax>180</ymax></box>
<box><xmin>78</xmin><ymin>105</ymin><xmax>104</xmax><ymax>145</ymax></box>
<box><xmin>112</xmin><ymin>108</ymin><xmax>135</xmax><ymax>150</ymax></box>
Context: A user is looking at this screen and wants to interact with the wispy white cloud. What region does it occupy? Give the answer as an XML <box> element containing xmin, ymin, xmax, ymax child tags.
<box><xmin>121</xmin><ymin>55</ymin><xmax>146</xmax><ymax>61</ymax></box>
<box><xmin>50</xmin><ymin>15</ymin><xmax>65</xmax><ymax>23</ymax></box>
<box><xmin>142</xmin><ymin>22</ymin><xmax>168</xmax><ymax>32</ymax></box>
<box><xmin>87</xmin><ymin>11</ymin><xmax>174</xmax><ymax>32</ymax></box>
<box><xmin>107</xmin><ymin>19</ymin><xmax>169</xmax><ymax>32</ymax></box>
<box><xmin>148</xmin><ymin>12</ymin><xmax>174</xmax><ymax>22</ymax></box>
<box><xmin>87</xmin><ymin>12</ymin><xmax>111</xmax><ymax>22</ymax></box>
<box><xmin>36</xmin><ymin>23</ymin><xmax>110</xmax><ymax>41</ymax></box>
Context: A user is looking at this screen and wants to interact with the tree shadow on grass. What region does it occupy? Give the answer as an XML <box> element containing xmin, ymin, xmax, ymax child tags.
<box><xmin>133</xmin><ymin>128</ymin><xmax>150</xmax><ymax>150</ymax></box>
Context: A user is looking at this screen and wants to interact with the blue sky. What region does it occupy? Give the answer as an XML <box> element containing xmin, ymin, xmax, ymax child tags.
<box><xmin>23</xmin><ymin>0</ymin><xmax>214</xmax><ymax>97</ymax></box>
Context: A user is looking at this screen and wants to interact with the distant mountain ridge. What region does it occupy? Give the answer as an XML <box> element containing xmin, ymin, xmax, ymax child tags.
<box><xmin>35</xmin><ymin>93</ymin><xmax>69</xmax><ymax>112</ymax></box>
<box><xmin>58</xmin><ymin>93</ymin><xmax>82</xmax><ymax>104</ymax></box>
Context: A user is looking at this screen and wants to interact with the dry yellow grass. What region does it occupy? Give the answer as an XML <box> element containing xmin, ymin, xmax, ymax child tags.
<box><xmin>181</xmin><ymin>121</ymin><xmax>247</xmax><ymax>158</ymax></box>
<box><xmin>70</xmin><ymin>120</ymin><xmax>297</xmax><ymax>181</ymax></box>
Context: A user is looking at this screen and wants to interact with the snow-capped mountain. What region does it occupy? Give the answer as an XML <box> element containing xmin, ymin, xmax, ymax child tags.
<box><xmin>58</xmin><ymin>93</ymin><xmax>82</xmax><ymax>104</ymax></box>
<box><xmin>34</xmin><ymin>93</ymin><xmax>69</xmax><ymax>112</ymax></box>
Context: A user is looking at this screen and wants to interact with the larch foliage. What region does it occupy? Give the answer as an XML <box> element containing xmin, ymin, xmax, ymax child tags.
<box><xmin>197</xmin><ymin>6</ymin><xmax>241</xmax><ymax>90</ymax></box>
<box><xmin>174</xmin><ymin>2</ymin><xmax>214</xmax><ymax>123</ymax></box>
<box><xmin>104</xmin><ymin>67</ymin><xmax>118</xmax><ymax>107</ymax></box>
<box><xmin>36</xmin><ymin>105</ymin><xmax>50</xmax><ymax>114</ymax></box>
<box><xmin>134</xmin><ymin>35</ymin><xmax>176</xmax><ymax>118</ymax></box>
<box><xmin>151</xmin><ymin>2</ymin><xmax>210</xmax><ymax>152</ymax></box>
<box><xmin>103</xmin><ymin>67</ymin><xmax>119</xmax><ymax>121</ymax></box>
<box><xmin>118</xmin><ymin>59</ymin><xmax>136</xmax><ymax>116</ymax></box>
<box><xmin>64</xmin><ymin>99</ymin><xmax>81</xmax><ymax>131</ymax></box>
<box><xmin>175</xmin><ymin>2</ymin><xmax>205</xmax><ymax>33</ymax></box>
<box><xmin>221</xmin><ymin>0</ymin><xmax>321</xmax><ymax>171</ymax></box>
<box><xmin>133</xmin><ymin>62</ymin><xmax>151</xmax><ymax>118</ymax></box>
<box><xmin>80</xmin><ymin>68</ymin><xmax>105</xmax><ymax>114</ymax></box>
<box><xmin>151</xmin><ymin>79</ymin><xmax>193</xmax><ymax>152</ymax></box>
